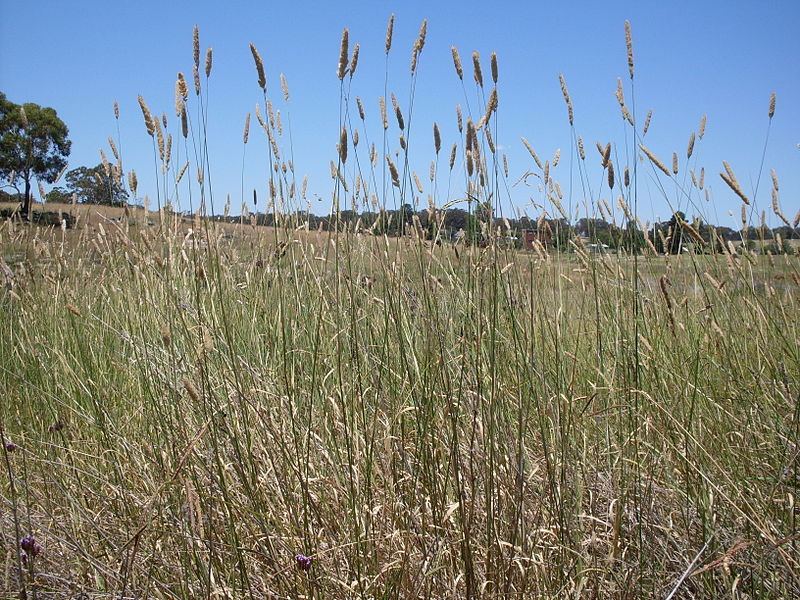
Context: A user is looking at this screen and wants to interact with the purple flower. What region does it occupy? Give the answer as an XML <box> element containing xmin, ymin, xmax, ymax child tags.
<box><xmin>5</xmin><ymin>442</ymin><xmax>17</xmax><ymax>452</ymax></box>
<box><xmin>20</xmin><ymin>536</ymin><xmax>42</xmax><ymax>558</ymax></box>
<box><xmin>295</xmin><ymin>553</ymin><xmax>313</xmax><ymax>571</ymax></box>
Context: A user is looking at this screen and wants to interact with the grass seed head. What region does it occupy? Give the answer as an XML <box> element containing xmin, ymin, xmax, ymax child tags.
<box><xmin>451</xmin><ymin>46</ymin><xmax>463</xmax><ymax>80</ymax></box>
<box><xmin>349</xmin><ymin>43</ymin><xmax>360</xmax><ymax>78</ymax></box>
<box><xmin>337</xmin><ymin>28</ymin><xmax>349</xmax><ymax>80</ymax></box>
<box><xmin>385</xmin><ymin>14</ymin><xmax>394</xmax><ymax>55</ymax></box>
<box><xmin>205</xmin><ymin>47</ymin><xmax>213</xmax><ymax>77</ymax></box>
<box><xmin>625</xmin><ymin>20</ymin><xmax>634</xmax><ymax>78</ymax></box>
<box><xmin>643</xmin><ymin>109</ymin><xmax>653</xmax><ymax>135</ymax></box>
<box><xmin>472</xmin><ymin>51</ymin><xmax>483</xmax><ymax>87</ymax></box>
<box><xmin>137</xmin><ymin>95</ymin><xmax>155</xmax><ymax>137</ymax></box>
<box><xmin>193</xmin><ymin>25</ymin><xmax>200</xmax><ymax>67</ymax></box>
<box><xmin>559</xmin><ymin>74</ymin><xmax>574</xmax><ymax>125</ymax></box>
<box><xmin>249</xmin><ymin>43</ymin><xmax>267</xmax><ymax>90</ymax></box>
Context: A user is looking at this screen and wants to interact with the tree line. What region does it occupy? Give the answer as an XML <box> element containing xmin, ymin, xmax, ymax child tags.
<box><xmin>1</xmin><ymin>93</ymin><xmax>795</xmax><ymax>254</ymax></box>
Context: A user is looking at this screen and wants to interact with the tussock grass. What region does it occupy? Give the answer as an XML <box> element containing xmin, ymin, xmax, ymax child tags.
<box><xmin>2</xmin><ymin>17</ymin><xmax>799</xmax><ymax>600</ymax></box>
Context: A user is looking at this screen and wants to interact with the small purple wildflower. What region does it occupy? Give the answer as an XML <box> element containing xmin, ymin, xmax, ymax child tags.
<box><xmin>20</xmin><ymin>536</ymin><xmax>42</xmax><ymax>558</ymax></box>
<box><xmin>294</xmin><ymin>553</ymin><xmax>313</xmax><ymax>571</ymax></box>
<box><xmin>5</xmin><ymin>441</ymin><xmax>17</xmax><ymax>452</ymax></box>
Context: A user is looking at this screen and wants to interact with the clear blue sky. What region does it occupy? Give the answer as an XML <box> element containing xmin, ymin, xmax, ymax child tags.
<box><xmin>1</xmin><ymin>0</ymin><xmax>798</xmax><ymax>227</ymax></box>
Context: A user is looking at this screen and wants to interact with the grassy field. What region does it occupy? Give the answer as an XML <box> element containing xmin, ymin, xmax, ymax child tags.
<box><xmin>2</xmin><ymin>19</ymin><xmax>799</xmax><ymax>600</ymax></box>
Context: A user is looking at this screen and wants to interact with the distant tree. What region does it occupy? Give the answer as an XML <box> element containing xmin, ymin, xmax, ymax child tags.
<box><xmin>0</xmin><ymin>93</ymin><xmax>71</xmax><ymax>219</ymax></box>
<box><xmin>65</xmin><ymin>164</ymin><xmax>128</xmax><ymax>205</ymax></box>
<box><xmin>45</xmin><ymin>186</ymin><xmax>72</xmax><ymax>204</ymax></box>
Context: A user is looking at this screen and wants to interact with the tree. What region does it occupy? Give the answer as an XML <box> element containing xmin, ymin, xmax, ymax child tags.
<box><xmin>65</xmin><ymin>164</ymin><xmax>128</xmax><ymax>205</ymax></box>
<box><xmin>44</xmin><ymin>186</ymin><xmax>72</xmax><ymax>204</ymax></box>
<box><xmin>0</xmin><ymin>93</ymin><xmax>71</xmax><ymax>219</ymax></box>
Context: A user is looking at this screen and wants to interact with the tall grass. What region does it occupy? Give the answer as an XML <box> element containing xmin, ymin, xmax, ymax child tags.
<box><xmin>1</xmin><ymin>17</ymin><xmax>799</xmax><ymax>600</ymax></box>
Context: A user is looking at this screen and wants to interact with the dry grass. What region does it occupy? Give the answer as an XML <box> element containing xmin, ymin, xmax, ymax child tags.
<box><xmin>2</xmin><ymin>16</ymin><xmax>799</xmax><ymax>600</ymax></box>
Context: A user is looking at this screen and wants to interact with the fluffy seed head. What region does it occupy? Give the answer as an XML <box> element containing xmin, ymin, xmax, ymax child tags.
<box><xmin>243</xmin><ymin>113</ymin><xmax>251</xmax><ymax>144</ymax></box>
<box><xmin>559</xmin><ymin>73</ymin><xmax>574</xmax><ymax>125</ymax></box>
<box><xmin>490</xmin><ymin>52</ymin><xmax>498</xmax><ymax>83</ymax></box>
<box><xmin>193</xmin><ymin>65</ymin><xmax>201</xmax><ymax>95</ymax></box>
<box><xmin>521</xmin><ymin>137</ymin><xmax>543</xmax><ymax>169</ymax></box>
<box><xmin>672</xmin><ymin>152</ymin><xmax>678</xmax><ymax>175</ymax></box>
<box><xmin>768</xmin><ymin>92</ymin><xmax>776</xmax><ymax>118</ymax></box>
<box><xmin>720</xmin><ymin>161</ymin><xmax>750</xmax><ymax>204</ymax></box>
<box><xmin>153</xmin><ymin>118</ymin><xmax>165</xmax><ymax>160</ymax></box>
<box><xmin>411</xmin><ymin>20</ymin><xmax>427</xmax><ymax>73</ymax></box>
<box><xmin>385</xmin><ymin>14</ymin><xmax>395</xmax><ymax>55</ymax></box>
<box><xmin>337</xmin><ymin>29</ymin><xmax>349</xmax><ymax>80</ymax></box>
<box><xmin>379</xmin><ymin>97</ymin><xmax>388</xmax><ymax>130</ymax></box>
<box><xmin>137</xmin><ymin>96</ymin><xmax>155</xmax><ymax>137</ymax></box>
<box><xmin>577</xmin><ymin>136</ymin><xmax>585</xmax><ymax>160</ymax></box>
<box><xmin>449</xmin><ymin>143</ymin><xmax>457</xmax><ymax>170</ymax></box>
<box><xmin>624</xmin><ymin>20</ymin><xmax>634</xmax><ymax>78</ymax></box>
<box><xmin>205</xmin><ymin>47</ymin><xmax>213</xmax><ymax>77</ymax></box>
<box><xmin>643</xmin><ymin>109</ymin><xmax>653</xmax><ymax>135</ymax></box>
<box><xmin>607</xmin><ymin>160</ymin><xmax>615</xmax><ymax>189</ymax></box>
<box><xmin>639</xmin><ymin>144</ymin><xmax>671</xmax><ymax>177</ymax></box>
<box><xmin>485</xmin><ymin>127</ymin><xmax>495</xmax><ymax>154</ymax></box>
<box><xmin>386</xmin><ymin>155</ymin><xmax>400</xmax><ymax>186</ymax></box>
<box><xmin>113</xmin><ymin>100</ymin><xmax>119</xmax><ymax>119</ymax></box>
<box><xmin>349</xmin><ymin>44</ymin><xmax>360</xmax><ymax>78</ymax></box>
<box><xmin>108</xmin><ymin>137</ymin><xmax>119</xmax><ymax>161</ymax></box>
<box><xmin>478</xmin><ymin>87</ymin><xmax>498</xmax><ymax>129</ymax></box>
<box><xmin>687</xmin><ymin>132</ymin><xmax>696</xmax><ymax>159</ymax></box>
<box><xmin>433</xmin><ymin>122</ymin><xmax>441</xmax><ymax>154</ymax></box>
<box><xmin>770</xmin><ymin>169</ymin><xmax>779</xmax><ymax>190</ymax></box>
<box><xmin>451</xmin><ymin>46</ymin><xmax>463</xmax><ymax>80</ymax></box>
<box><xmin>177</xmin><ymin>73</ymin><xmax>189</xmax><ymax>101</ymax></box>
<box><xmin>249</xmin><ymin>43</ymin><xmax>267</xmax><ymax>90</ymax></box>
<box><xmin>181</xmin><ymin>105</ymin><xmax>188</xmax><ymax>138</ymax></box>
<box><xmin>356</xmin><ymin>97</ymin><xmax>365</xmax><ymax>121</ymax></box>
<box><xmin>391</xmin><ymin>94</ymin><xmax>404</xmax><ymax>130</ymax></box>
<box><xmin>280</xmin><ymin>74</ymin><xmax>290</xmax><ymax>101</ymax></box>
<box><xmin>339</xmin><ymin>126</ymin><xmax>348</xmax><ymax>163</ymax></box>
<box><xmin>698</xmin><ymin>114</ymin><xmax>707</xmax><ymax>139</ymax></box>
<box><xmin>472</xmin><ymin>51</ymin><xmax>483</xmax><ymax>87</ymax></box>
<box><xmin>193</xmin><ymin>25</ymin><xmax>200</xmax><ymax>67</ymax></box>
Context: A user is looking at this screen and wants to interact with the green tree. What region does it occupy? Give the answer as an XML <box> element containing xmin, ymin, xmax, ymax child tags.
<box><xmin>65</xmin><ymin>164</ymin><xmax>128</xmax><ymax>205</ymax></box>
<box><xmin>0</xmin><ymin>93</ymin><xmax>71</xmax><ymax>219</ymax></box>
<box><xmin>45</xmin><ymin>186</ymin><xmax>72</xmax><ymax>204</ymax></box>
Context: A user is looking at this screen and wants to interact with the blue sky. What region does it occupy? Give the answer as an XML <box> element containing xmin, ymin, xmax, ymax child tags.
<box><xmin>1</xmin><ymin>0</ymin><xmax>798</xmax><ymax>227</ymax></box>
